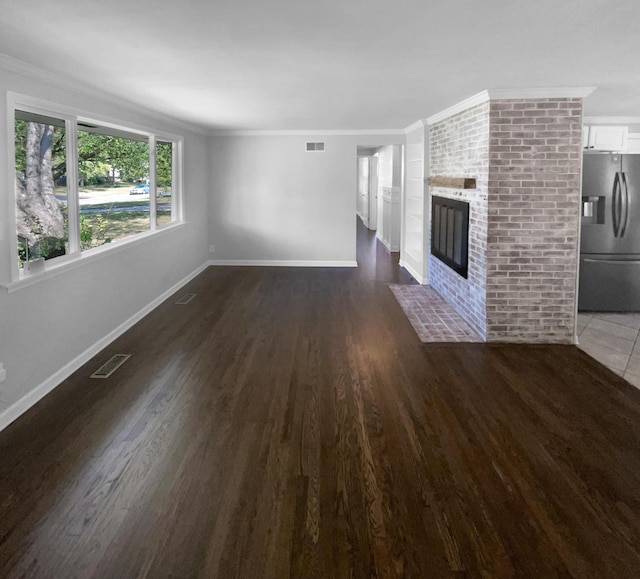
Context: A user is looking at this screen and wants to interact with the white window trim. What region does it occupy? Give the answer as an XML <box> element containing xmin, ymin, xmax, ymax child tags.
<box><xmin>154</xmin><ymin>137</ymin><xmax>184</xmax><ymax>225</ymax></box>
<box><xmin>6</xmin><ymin>92</ymin><xmax>184</xmax><ymax>285</ymax></box>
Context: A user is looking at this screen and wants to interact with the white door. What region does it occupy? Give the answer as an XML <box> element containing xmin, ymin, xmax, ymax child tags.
<box><xmin>357</xmin><ymin>157</ymin><xmax>369</xmax><ymax>226</ymax></box>
<box><xmin>369</xmin><ymin>155</ymin><xmax>378</xmax><ymax>231</ymax></box>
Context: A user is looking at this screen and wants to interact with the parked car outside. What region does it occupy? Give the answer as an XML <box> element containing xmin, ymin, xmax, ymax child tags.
<box><xmin>130</xmin><ymin>183</ymin><xmax>150</xmax><ymax>195</ymax></box>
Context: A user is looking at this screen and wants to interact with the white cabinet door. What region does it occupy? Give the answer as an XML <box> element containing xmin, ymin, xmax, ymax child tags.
<box><xmin>625</xmin><ymin>134</ymin><xmax>640</xmax><ymax>154</ymax></box>
<box><xmin>380</xmin><ymin>186</ymin><xmax>401</xmax><ymax>251</ymax></box>
<box><xmin>586</xmin><ymin>125</ymin><xmax>628</xmax><ymax>151</ymax></box>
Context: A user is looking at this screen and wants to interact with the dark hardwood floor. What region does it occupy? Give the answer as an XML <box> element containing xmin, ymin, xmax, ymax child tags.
<box><xmin>2</xmin><ymin>221</ymin><xmax>640</xmax><ymax>578</ymax></box>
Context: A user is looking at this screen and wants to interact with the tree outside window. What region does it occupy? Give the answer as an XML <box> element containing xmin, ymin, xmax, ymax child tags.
<box><xmin>15</xmin><ymin>113</ymin><xmax>67</xmax><ymax>266</ymax></box>
<box><xmin>14</xmin><ymin>108</ymin><xmax>178</xmax><ymax>272</ymax></box>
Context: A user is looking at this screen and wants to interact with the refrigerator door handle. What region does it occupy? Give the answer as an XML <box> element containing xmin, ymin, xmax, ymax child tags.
<box><xmin>612</xmin><ymin>172</ymin><xmax>621</xmax><ymax>237</ymax></box>
<box><xmin>584</xmin><ymin>258</ymin><xmax>640</xmax><ymax>265</ymax></box>
<box><xmin>620</xmin><ymin>172</ymin><xmax>630</xmax><ymax>237</ymax></box>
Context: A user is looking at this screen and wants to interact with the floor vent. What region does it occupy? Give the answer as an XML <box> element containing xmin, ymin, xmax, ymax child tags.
<box><xmin>90</xmin><ymin>354</ymin><xmax>131</xmax><ymax>379</ymax></box>
<box><xmin>175</xmin><ymin>293</ymin><xmax>196</xmax><ymax>305</ymax></box>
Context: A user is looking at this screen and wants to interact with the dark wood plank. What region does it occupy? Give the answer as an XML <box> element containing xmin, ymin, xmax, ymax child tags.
<box><xmin>1</xmin><ymin>221</ymin><xmax>640</xmax><ymax>578</ymax></box>
<box><xmin>428</xmin><ymin>176</ymin><xmax>477</xmax><ymax>189</ymax></box>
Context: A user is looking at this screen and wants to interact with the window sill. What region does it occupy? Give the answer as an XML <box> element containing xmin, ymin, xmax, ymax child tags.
<box><xmin>2</xmin><ymin>221</ymin><xmax>186</xmax><ymax>294</ymax></box>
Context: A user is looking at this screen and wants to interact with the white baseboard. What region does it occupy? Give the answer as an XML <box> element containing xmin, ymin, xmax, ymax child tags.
<box><xmin>377</xmin><ymin>237</ymin><xmax>400</xmax><ymax>253</ymax></box>
<box><xmin>207</xmin><ymin>259</ymin><xmax>358</xmax><ymax>268</ymax></box>
<box><xmin>0</xmin><ymin>262</ymin><xmax>209</xmax><ymax>433</ymax></box>
<box><xmin>399</xmin><ymin>260</ymin><xmax>426</xmax><ymax>284</ymax></box>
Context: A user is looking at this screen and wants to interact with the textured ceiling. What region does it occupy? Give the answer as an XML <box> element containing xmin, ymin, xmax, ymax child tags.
<box><xmin>0</xmin><ymin>0</ymin><xmax>638</xmax><ymax>130</ymax></box>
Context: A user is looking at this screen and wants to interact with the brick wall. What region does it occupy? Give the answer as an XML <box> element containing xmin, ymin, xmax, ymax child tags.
<box><xmin>486</xmin><ymin>98</ymin><xmax>582</xmax><ymax>343</ymax></box>
<box><xmin>428</xmin><ymin>102</ymin><xmax>490</xmax><ymax>339</ymax></box>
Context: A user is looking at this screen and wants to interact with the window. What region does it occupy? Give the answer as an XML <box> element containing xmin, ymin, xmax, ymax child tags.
<box><xmin>155</xmin><ymin>140</ymin><xmax>173</xmax><ymax>227</ymax></box>
<box><xmin>15</xmin><ymin>111</ymin><xmax>69</xmax><ymax>267</ymax></box>
<box><xmin>11</xmin><ymin>97</ymin><xmax>182</xmax><ymax>278</ymax></box>
<box><xmin>77</xmin><ymin>125</ymin><xmax>150</xmax><ymax>248</ymax></box>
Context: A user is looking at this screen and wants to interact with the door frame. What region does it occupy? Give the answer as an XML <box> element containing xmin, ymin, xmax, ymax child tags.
<box><xmin>369</xmin><ymin>155</ymin><xmax>378</xmax><ymax>231</ymax></box>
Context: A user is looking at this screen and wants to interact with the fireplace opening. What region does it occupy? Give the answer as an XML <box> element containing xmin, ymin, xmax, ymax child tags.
<box><xmin>431</xmin><ymin>196</ymin><xmax>469</xmax><ymax>278</ymax></box>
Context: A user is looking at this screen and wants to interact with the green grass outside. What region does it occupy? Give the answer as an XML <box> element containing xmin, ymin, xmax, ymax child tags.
<box><xmin>19</xmin><ymin>183</ymin><xmax>173</xmax><ymax>265</ymax></box>
<box><xmin>81</xmin><ymin>194</ymin><xmax>173</xmax><ymax>246</ymax></box>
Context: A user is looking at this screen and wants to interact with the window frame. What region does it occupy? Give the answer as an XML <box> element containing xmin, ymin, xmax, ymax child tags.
<box><xmin>6</xmin><ymin>92</ymin><xmax>184</xmax><ymax>284</ymax></box>
<box><xmin>154</xmin><ymin>137</ymin><xmax>182</xmax><ymax>227</ymax></box>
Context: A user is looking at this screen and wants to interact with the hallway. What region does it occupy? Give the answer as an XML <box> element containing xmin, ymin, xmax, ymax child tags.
<box><xmin>355</xmin><ymin>215</ymin><xmax>411</xmax><ymax>285</ymax></box>
<box><xmin>1</xmin><ymin>224</ymin><xmax>640</xmax><ymax>577</ymax></box>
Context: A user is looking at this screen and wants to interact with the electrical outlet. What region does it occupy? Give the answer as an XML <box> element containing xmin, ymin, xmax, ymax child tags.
<box><xmin>209</xmin><ymin>245</ymin><xmax>215</xmax><ymax>254</ymax></box>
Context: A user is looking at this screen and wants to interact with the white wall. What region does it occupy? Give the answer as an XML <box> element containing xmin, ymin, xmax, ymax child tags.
<box><xmin>0</xmin><ymin>65</ymin><xmax>210</xmax><ymax>428</ymax></box>
<box><xmin>208</xmin><ymin>133</ymin><xmax>404</xmax><ymax>264</ymax></box>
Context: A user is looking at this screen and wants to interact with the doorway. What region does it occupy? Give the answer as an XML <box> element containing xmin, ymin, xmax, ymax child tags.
<box><xmin>356</xmin><ymin>147</ymin><xmax>379</xmax><ymax>231</ymax></box>
<box><xmin>356</xmin><ymin>156</ymin><xmax>371</xmax><ymax>228</ymax></box>
<box><xmin>356</xmin><ymin>145</ymin><xmax>403</xmax><ymax>251</ymax></box>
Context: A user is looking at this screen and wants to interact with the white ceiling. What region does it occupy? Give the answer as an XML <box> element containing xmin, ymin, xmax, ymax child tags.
<box><xmin>0</xmin><ymin>0</ymin><xmax>638</xmax><ymax>131</ymax></box>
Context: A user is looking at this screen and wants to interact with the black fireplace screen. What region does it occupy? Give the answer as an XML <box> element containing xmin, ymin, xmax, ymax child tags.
<box><xmin>431</xmin><ymin>196</ymin><xmax>469</xmax><ymax>278</ymax></box>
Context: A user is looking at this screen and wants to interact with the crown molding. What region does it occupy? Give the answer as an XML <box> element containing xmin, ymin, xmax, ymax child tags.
<box><xmin>404</xmin><ymin>119</ymin><xmax>426</xmax><ymax>134</ymax></box>
<box><xmin>488</xmin><ymin>86</ymin><xmax>597</xmax><ymax>100</ymax></box>
<box><xmin>0</xmin><ymin>53</ymin><xmax>210</xmax><ymax>137</ymax></box>
<box><xmin>583</xmin><ymin>116</ymin><xmax>640</xmax><ymax>125</ymax></box>
<box><xmin>426</xmin><ymin>87</ymin><xmax>597</xmax><ymax>126</ymax></box>
<box><xmin>210</xmin><ymin>128</ymin><xmax>406</xmax><ymax>137</ymax></box>
<box><xmin>426</xmin><ymin>91</ymin><xmax>490</xmax><ymax>125</ymax></box>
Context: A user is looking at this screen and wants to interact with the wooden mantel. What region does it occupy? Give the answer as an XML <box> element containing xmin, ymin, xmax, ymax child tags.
<box><xmin>428</xmin><ymin>176</ymin><xmax>477</xmax><ymax>189</ymax></box>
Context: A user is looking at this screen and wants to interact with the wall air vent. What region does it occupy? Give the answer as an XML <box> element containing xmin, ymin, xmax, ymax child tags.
<box><xmin>306</xmin><ymin>142</ymin><xmax>325</xmax><ymax>152</ymax></box>
<box><xmin>90</xmin><ymin>354</ymin><xmax>131</xmax><ymax>379</ymax></box>
<box><xmin>175</xmin><ymin>293</ymin><xmax>196</xmax><ymax>305</ymax></box>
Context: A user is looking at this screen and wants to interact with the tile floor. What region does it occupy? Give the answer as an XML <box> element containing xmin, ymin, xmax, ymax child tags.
<box><xmin>577</xmin><ymin>312</ymin><xmax>640</xmax><ymax>389</ymax></box>
<box><xmin>390</xmin><ymin>284</ymin><xmax>482</xmax><ymax>343</ymax></box>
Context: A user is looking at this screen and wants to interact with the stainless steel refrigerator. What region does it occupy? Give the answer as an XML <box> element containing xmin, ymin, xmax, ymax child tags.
<box><xmin>579</xmin><ymin>152</ymin><xmax>640</xmax><ymax>311</ymax></box>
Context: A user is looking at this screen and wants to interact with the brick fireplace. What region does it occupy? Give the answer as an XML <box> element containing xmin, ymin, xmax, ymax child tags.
<box><xmin>429</xmin><ymin>101</ymin><xmax>490</xmax><ymax>339</ymax></box>
<box><xmin>426</xmin><ymin>92</ymin><xmax>584</xmax><ymax>344</ymax></box>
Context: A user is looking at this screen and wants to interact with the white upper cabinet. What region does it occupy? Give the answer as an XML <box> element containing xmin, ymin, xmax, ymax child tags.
<box><xmin>585</xmin><ymin>125</ymin><xmax>629</xmax><ymax>151</ymax></box>
<box><xmin>626</xmin><ymin>133</ymin><xmax>640</xmax><ymax>153</ymax></box>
